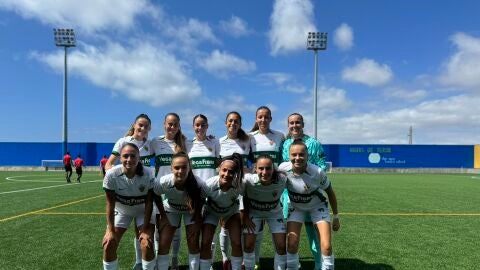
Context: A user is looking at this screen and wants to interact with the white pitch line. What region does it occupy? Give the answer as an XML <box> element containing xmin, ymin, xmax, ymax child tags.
<box><xmin>0</xmin><ymin>180</ymin><xmax>102</xmax><ymax>195</ymax></box>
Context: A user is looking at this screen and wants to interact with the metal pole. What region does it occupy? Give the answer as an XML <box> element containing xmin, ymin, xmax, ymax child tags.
<box><xmin>63</xmin><ymin>46</ymin><xmax>68</xmax><ymax>154</ymax></box>
<box><xmin>313</xmin><ymin>49</ymin><xmax>318</xmax><ymax>139</ymax></box>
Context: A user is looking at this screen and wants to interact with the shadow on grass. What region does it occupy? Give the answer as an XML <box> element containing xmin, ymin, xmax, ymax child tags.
<box><xmin>179</xmin><ymin>257</ymin><xmax>394</xmax><ymax>270</ymax></box>
<box><xmin>298</xmin><ymin>257</ymin><xmax>394</xmax><ymax>270</ymax></box>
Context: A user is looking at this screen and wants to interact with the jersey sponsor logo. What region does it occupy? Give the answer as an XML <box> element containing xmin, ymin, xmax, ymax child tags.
<box><xmin>168</xmin><ymin>200</ymin><xmax>190</xmax><ymax>211</ymax></box>
<box><xmin>139</xmin><ymin>185</ymin><xmax>146</xmax><ymax>192</ymax></box>
<box><xmin>288</xmin><ymin>190</ymin><xmax>314</xmax><ymax>204</ymax></box>
<box><xmin>207</xmin><ymin>197</ymin><xmax>238</xmax><ymax>213</ymax></box>
<box><xmin>115</xmin><ymin>194</ymin><xmax>147</xmax><ymax>206</ymax></box>
<box><xmin>253</xmin><ymin>151</ymin><xmax>278</xmax><ymax>161</ymax></box>
<box><xmin>272</xmin><ymin>190</ymin><xmax>278</xmax><ymax>198</ymax></box>
<box><xmin>141</xmin><ymin>156</ymin><xmax>152</xmax><ymax>166</ymax></box>
<box><xmin>249</xmin><ymin>198</ymin><xmax>279</xmax><ymax>211</ymax></box>
<box><xmin>156</xmin><ymin>154</ymin><xmax>173</xmax><ymax>166</ymax></box>
<box><xmin>190</xmin><ymin>157</ymin><xmax>216</xmax><ymax>169</ymax></box>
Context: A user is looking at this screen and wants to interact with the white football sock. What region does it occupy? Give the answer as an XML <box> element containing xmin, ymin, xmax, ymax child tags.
<box><xmin>219</xmin><ymin>227</ymin><xmax>230</xmax><ymax>262</ymax></box>
<box><xmin>156</xmin><ymin>254</ymin><xmax>170</xmax><ymax>270</ymax></box>
<box><xmin>142</xmin><ymin>258</ymin><xmax>156</xmax><ymax>270</ymax></box>
<box><xmin>189</xmin><ymin>253</ymin><xmax>200</xmax><ymax>270</ymax></box>
<box><xmin>134</xmin><ymin>237</ymin><xmax>142</xmax><ymax>264</ymax></box>
<box><xmin>286</xmin><ymin>252</ymin><xmax>299</xmax><ymax>270</ymax></box>
<box><xmin>103</xmin><ymin>259</ymin><xmax>118</xmax><ymax>270</ymax></box>
<box><xmin>243</xmin><ymin>252</ymin><xmax>255</xmax><ymax>270</ymax></box>
<box><xmin>274</xmin><ymin>252</ymin><xmax>286</xmax><ymax>270</ymax></box>
<box><xmin>230</xmin><ymin>255</ymin><xmax>243</xmax><ymax>270</ymax></box>
<box><xmin>321</xmin><ymin>254</ymin><xmax>334</xmax><ymax>270</ymax></box>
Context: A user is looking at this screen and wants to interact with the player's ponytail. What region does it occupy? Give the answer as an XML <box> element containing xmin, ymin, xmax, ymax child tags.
<box><xmin>165</xmin><ymin>112</ymin><xmax>187</xmax><ymax>153</ymax></box>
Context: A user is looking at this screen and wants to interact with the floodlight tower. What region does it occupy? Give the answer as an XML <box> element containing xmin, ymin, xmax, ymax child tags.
<box><xmin>307</xmin><ymin>32</ymin><xmax>327</xmax><ymax>139</ymax></box>
<box><xmin>53</xmin><ymin>28</ymin><xmax>76</xmax><ymax>155</ymax></box>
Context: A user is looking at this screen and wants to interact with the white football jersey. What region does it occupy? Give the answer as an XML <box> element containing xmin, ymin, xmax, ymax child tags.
<box><xmin>219</xmin><ymin>135</ymin><xmax>253</xmax><ymax>165</ymax></box>
<box><xmin>103</xmin><ymin>165</ymin><xmax>154</xmax><ymax>215</ymax></box>
<box><xmin>201</xmin><ymin>175</ymin><xmax>243</xmax><ymax>217</ymax></box>
<box><xmin>243</xmin><ymin>173</ymin><xmax>287</xmax><ymax>217</ymax></box>
<box><xmin>249</xmin><ymin>129</ymin><xmax>284</xmax><ymax>167</ymax></box>
<box><xmin>187</xmin><ymin>137</ymin><xmax>220</xmax><ymax>183</ymax></box>
<box><xmin>151</xmin><ymin>136</ymin><xmax>177</xmax><ymax>177</ymax></box>
<box><xmin>277</xmin><ymin>162</ymin><xmax>330</xmax><ymax>211</ymax></box>
<box><xmin>153</xmin><ymin>173</ymin><xmax>192</xmax><ymax>213</ymax></box>
<box><xmin>112</xmin><ymin>136</ymin><xmax>154</xmax><ymax>167</ymax></box>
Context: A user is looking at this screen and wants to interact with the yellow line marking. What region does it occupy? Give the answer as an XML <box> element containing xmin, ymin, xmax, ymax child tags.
<box><xmin>0</xmin><ymin>194</ymin><xmax>104</xmax><ymax>223</ymax></box>
<box><xmin>36</xmin><ymin>212</ymin><xmax>104</xmax><ymax>215</ymax></box>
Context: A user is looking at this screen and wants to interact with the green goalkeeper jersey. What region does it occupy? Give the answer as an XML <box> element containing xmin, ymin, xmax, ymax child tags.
<box><xmin>281</xmin><ymin>135</ymin><xmax>327</xmax><ymax>171</ymax></box>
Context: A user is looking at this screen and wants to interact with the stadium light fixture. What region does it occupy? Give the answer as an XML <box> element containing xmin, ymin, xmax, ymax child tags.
<box><xmin>53</xmin><ymin>28</ymin><xmax>76</xmax><ymax>156</ymax></box>
<box><xmin>307</xmin><ymin>32</ymin><xmax>327</xmax><ymax>139</ymax></box>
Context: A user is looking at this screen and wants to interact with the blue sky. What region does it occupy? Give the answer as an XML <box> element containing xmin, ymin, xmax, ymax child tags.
<box><xmin>1</xmin><ymin>0</ymin><xmax>479</xmax><ymax>144</ymax></box>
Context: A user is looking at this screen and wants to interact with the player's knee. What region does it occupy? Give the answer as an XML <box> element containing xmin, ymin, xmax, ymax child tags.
<box><xmin>320</xmin><ymin>241</ymin><xmax>332</xmax><ymax>255</ymax></box>
<box><xmin>103</xmin><ymin>239</ymin><xmax>117</xmax><ymax>254</ymax></box>
<box><xmin>286</xmin><ymin>232</ymin><xmax>299</xmax><ymax>252</ymax></box>
<box><xmin>275</xmin><ymin>241</ymin><xmax>286</xmax><ymax>255</ymax></box>
<box><xmin>244</xmin><ymin>242</ymin><xmax>254</xmax><ymax>253</ymax></box>
<box><xmin>230</xmin><ymin>237</ymin><xmax>242</xmax><ymax>252</ymax></box>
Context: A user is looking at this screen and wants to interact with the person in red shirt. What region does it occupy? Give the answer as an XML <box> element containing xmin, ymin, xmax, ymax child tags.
<box><xmin>74</xmin><ymin>154</ymin><xmax>84</xmax><ymax>183</ymax></box>
<box><xmin>100</xmin><ymin>155</ymin><xmax>108</xmax><ymax>177</ymax></box>
<box><xmin>63</xmin><ymin>151</ymin><xmax>73</xmax><ymax>183</ymax></box>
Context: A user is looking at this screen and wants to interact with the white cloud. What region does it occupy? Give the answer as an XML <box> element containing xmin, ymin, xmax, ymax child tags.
<box><xmin>220</xmin><ymin>15</ymin><xmax>250</xmax><ymax>37</ymax></box>
<box><xmin>385</xmin><ymin>87</ymin><xmax>428</xmax><ymax>102</ymax></box>
<box><xmin>342</xmin><ymin>58</ymin><xmax>393</xmax><ymax>87</ymax></box>
<box><xmin>257</xmin><ymin>72</ymin><xmax>306</xmax><ymax>93</ymax></box>
<box><xmin>440</xmin><ymin>32</ymin><xmax>480</xmax><ymax>91</ymax></box>
<box><xmin>166</xmin><ymin>18</ymin><xmax>219</xmax><ymax>48</ymax></box>
<box><xmin>300</xmin><ymin>85</ymin><xmax>351</xmax><ymax>114</ymax></box>
<box><xmin>269</xmin><ymin>0</ymin><xmax>316</xmax><ymax>56</ymax></box>
<box><xmin>0</xmin><ymin>0</ymin><xmax>151</xmax><ymax>33</ymax></box>
<box><xmin>199</xmin><ymin>50</ymin><xmax>256</xmax><ymax>79</ymax></box>
<box><xmin>317</xmin><ymin>94</ymin><xmax>480</xmax><ymax>144</ymax></box>
<box><xmin>32</xmin><ymin>42</ymin><xmax>201</xmax><ymax>106</ymax></box>
<box><xmin>333</xmin><ymin>23</ymin><xmax>354</xmax><ymax>51</ymax></box>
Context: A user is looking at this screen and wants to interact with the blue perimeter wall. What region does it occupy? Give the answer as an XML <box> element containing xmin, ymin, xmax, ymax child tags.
<box><xmin>0</xmin><ymin>142</ymin><xmax>475</xmax><ymax>168</ymax></box>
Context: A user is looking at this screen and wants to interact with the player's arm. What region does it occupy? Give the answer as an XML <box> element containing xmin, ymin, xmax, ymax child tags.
<box><xmin>325</xmin><ymin>185</ymin><xmax>340</xmax><ymax>231</ymax></box>
<box><xmin>105</xmin><ymin>154</ymin><xmax>118</xmax><ymax>171</ymax></box>
<box><xmin>143</xmin><ymin>189</ymin><xmax>154</xmax><ymax>231</ymax></box>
